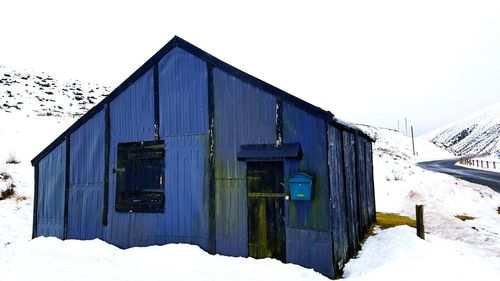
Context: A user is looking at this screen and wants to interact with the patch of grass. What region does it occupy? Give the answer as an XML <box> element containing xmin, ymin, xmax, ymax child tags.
<box><xmin>376</xmin><ymin>212</ymin><xmax>416</xmax><ymax>229</ymax></box>
<box><xmin>455</xmin><ymin>215</ymin><xmax>475</xmax><ymax>221</ymax></box>
<box><xmin>365</xmin><ymin>212</ymin><xmax>417</xmax><ymax>237</ymax></box>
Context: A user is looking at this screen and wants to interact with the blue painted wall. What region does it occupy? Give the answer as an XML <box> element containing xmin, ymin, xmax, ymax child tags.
<box><xmin>283</xmin><ymin>102</ymin><xmax>330</xmax><ymax>231</ymax></box>
<box><xmin>106</xmin><ymin>68</ymin><xmax>157</xmax><ymax>247</ymax></box>
<box><xmin>157</xmin><ymin>47</ymin><xmax>210</xmax><ymax>249</ymax></box>
<box><xmin>105</xmin><ymin>48</ymin><xmax>210</xmax><ymax>249</ymax></box>
<box><xmin>68</xmin><ymin>109</ymin><xmax>105</xmax><ymax>240</ymax></box>
<box><xmin>282</xmin><ymin>101</ymin><xmax>333</xmax><ymax>277</ymax></box>
<box><xmin>159</xmin><ymin>48</ymin><xmax>208</xmax><ymax>136</ymax></box>
<box><xmin>37</xmin><ymin>141</ymin><xmax>66</xmax><ymax>238</ymax></box>
<box><xmin>212</xmin><ymin>67</ymin><xmax>276</xmax><ymax>257</ymax></box>
<box><xmin>286</xmin><ymin>228</ymin><xmax>333</xmax><ymax>276</ymax></box>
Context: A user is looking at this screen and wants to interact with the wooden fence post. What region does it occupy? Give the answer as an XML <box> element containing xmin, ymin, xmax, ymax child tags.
<box><xmin>416</xmin><ymin>204</ymin><xmax>425</xmax><ymax>240</ymax></box>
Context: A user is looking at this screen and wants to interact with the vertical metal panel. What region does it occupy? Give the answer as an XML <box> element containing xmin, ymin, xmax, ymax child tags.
<box><xmin>103</xmin><ymin>104</ymin><xmax>110</xmax><ymax>225</ymax></box>
<box><xmin>282</xmin><ymin>102</ymin><xmax>332</xmax><ymax>277</ymax></box>
<box><xmin>283</xmin><ymin>101</ymin><xmax>330</xmax><ymax>231</ymax></box>
<box><xmin>158</xmin><ymin>47</ymin><xmax>208</xmax><ymax>136</ymax></box>
<box><xmin>356</xmin><ymin>135</ymin><xmax>369</xmax><ymax>235</ymax></box>
<box><xmin>342</xmin><ymin>130</ymin><xmax>360</xmax><ymax>251</ymax></box>
<box><xmin>107</xmin><ymin>68</ymin><xmax>156</xmax><ymax>248</ymax></box>
<box><xmin>362</xmin><ymin>139</ymin><xmax>371</xmax><ymax>228</ymax></box>
<box><xmin>328</xmin><ymin>125</ymin><xmax>349</xmax><ymax>270</ymax></box>
<box><xmin>207</xmin><ymin>63</ymin><xmax>216</xmax><ymax>254</ymax></box>
<box><xmin>286</xmin><ymin>228</ymin><xmax>333</xmax><ymax>278</ymax></box>
<box><xmin>215</xmin><ymin>178</ymin><xmax>248</xmax><ymax>256</ymax></box>
<box><xmin>32</xmin><ymin>163</ymin><xmax>39</xmax><ymax>238</ymax></box>
<box><xmin>109</xmin><ymin>69</ymin><xmax>155</xmax><ymax>153</ymax></box>
<box><xmin>68</xmin><ymin>109</ymin><xmax>105</xmax><ymax>239</ymax></box>
<box><xmin>157</xmin><ymin>48</ymin><xmax>210</xmax><ymax>250</ymax></box>
<box><xmin>70</xmin><ymin>110</ymin><xmax>105</xmax><ymax>183</ymax></box>
<box><xmin>213</xmin><ymin>67</ymin><xmax>275</xmax><ymax>256</ymax></box>
<box><xmin>365</xmin><ymin>140</ymin><xmax>376</xmax><ymax>223</ymax></box>
<box><xmin>64</xmin><ymin>137</ymin><xmax>70</xmax><ymax>239</ymax></box>
<box><xmin>153</xmin><ymin>64</ymin><xmax>160</xmax><ymax>140</ymax></box>
<box><xmin>159</xmin><ymin>135</ymin><xmax>210</xmax><ymax>250</ymax></box>
<box><xmin>37</xmin><ymin>141</ymin><xmax>66</xmax><ymax>238</ymax></box>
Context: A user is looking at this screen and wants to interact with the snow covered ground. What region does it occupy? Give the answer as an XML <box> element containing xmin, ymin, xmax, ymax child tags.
<box><xmin>0</xmin><ymin>112</ymin><xmax>74</xmax><ymax>245</ymax></box>
<box><xmin>348</xmin><ymin>125</ymin><xmax>500</xmax><ymax>279</ymax></box>
<box><xmin>1</xmin><ymin>67</ymin><xmax>500</xmax><ymax>280</ymax></box>
<box><xmin>363</xmin><ymin>125</ymin><xmax>500</xmax><ymax>257</ymax></box>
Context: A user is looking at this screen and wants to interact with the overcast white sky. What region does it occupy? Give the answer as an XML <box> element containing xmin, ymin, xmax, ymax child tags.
<box><xmin>1</xmin><ymin>0</ymin><xmax>499</xmax><ymax>135</ymax></box>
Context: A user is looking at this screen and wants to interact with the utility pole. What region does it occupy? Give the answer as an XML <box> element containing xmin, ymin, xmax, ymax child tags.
<box><xmin>397</xmin><ymin>120</ymin><xmax>400</xmax><ymax>132</ymax></box>
<box><xmin>411</xmin><ymin>125</ymin><xmax>416</xmax><ymax>156</ymax></box>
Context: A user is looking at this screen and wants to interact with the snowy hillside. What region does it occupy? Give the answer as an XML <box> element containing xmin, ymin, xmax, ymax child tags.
<box><xmin>0</xmin><ymin>64</ymin><xmax>110</xmax><ymax>245</ymax></box>
<box><xmin>0</xmin><ymin>64</ymin><xmax>109</xmax><ymax>117</ymax></box>
<box><xmin>1</xmin><ymin>65</ymin><xmax>499</xmax><ymax>280</ymax></box>
<box><xmin>422</xmin><ymin>103</ymin><xmax>500</xmax><ymax>157</ymax></box>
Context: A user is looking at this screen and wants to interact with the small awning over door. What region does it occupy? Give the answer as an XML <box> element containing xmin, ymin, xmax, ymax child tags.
<box><xmin>237</xmin><ymin>143</ymin><xmax>301</xmax><ymax>160</ymax></box>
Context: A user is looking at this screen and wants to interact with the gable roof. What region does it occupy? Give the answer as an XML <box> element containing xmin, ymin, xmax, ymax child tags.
<box><xmin>31</xmin><ymin>36</ymin><xmax>371</xmax><ymax>165</ymax></box>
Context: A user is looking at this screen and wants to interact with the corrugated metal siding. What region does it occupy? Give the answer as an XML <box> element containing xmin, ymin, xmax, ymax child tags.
<box><xmin>68</xmin><ymin>109</ymin><xmax>105</xmax><ymax>240</ymax></box>
<box><xmin>283</xmin><ymin>102</ymin><xmax>330</xmax><ymax>231</ymax></box>
<box><xmin>107</xmin><ymin>68</ymin><xmax>156</xmax><ymax>248</ymax></box>
<box><xmin>365</xmin><ymin>140</ymin><xmax>376</xmax><ymax>223</ymax></box>
<box><xmin>327</xmin><ymin>125</ymin><xmax>349</xmax><ymax>270</ymax></box>
<box><xmin>158</xmin><ymin>48</ymin><xmax>210</xmax><ymax>250</ymax></box>
<box><xmin>282</xmin><ymin>102</ymin><xmax>332</xmax><ymax>276</ymax></box>
<box><xmin>158</xmin><ymin>135</ymin><xmax>210</xmax><ymax>249</ymax></box>
<box><xmin>342</xmin><ymin>130</ymin><xmax>360</xmax><ymax>252</ymax></box>
<box><xmin>37</xmin><ymin>141</ymin><xmax>66</xmax><ymax>238</ymax></box>
<box><xmin>286</xmin><ymin>228</ymin><xmax>333</xmax><ymax>277</ymax></box>
<box><xmin>213</xmin><ymin>67</ymin><xmax>276</xmax><ymax>256</ymax></box>
<box><xmin>159</xmin><ymin>47</ymin><xmax>208</xmax><ymax>136</ymax></box>
<box><xmin>356</xmin><ymin>136</ymin><xmax>369</xmax><ymax>235</ymax></box>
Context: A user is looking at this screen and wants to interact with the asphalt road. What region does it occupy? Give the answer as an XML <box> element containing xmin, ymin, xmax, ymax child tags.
<box><xmin>417</xmin><ymin>159</ymin><xmax>500</xmax><ymax>193</ymax></box>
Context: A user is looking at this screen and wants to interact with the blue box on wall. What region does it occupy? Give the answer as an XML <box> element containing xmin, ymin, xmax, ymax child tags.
<box><xmin>289</xmin><ymin>172</ymin><xmax>313</xmax><ymax>200</ymax></box>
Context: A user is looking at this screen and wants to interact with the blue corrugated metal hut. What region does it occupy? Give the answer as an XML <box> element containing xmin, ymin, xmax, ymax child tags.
<box><xmin>31</xmin><ymin>36</ymin><xmax>376</xmax><ymax>278</ymax></box>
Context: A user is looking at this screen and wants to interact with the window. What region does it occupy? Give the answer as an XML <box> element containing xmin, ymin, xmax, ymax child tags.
<box><xmin>115</xmin><ymin>140</ymin><xmax>165</xmax><ymax>213</ymax></box>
